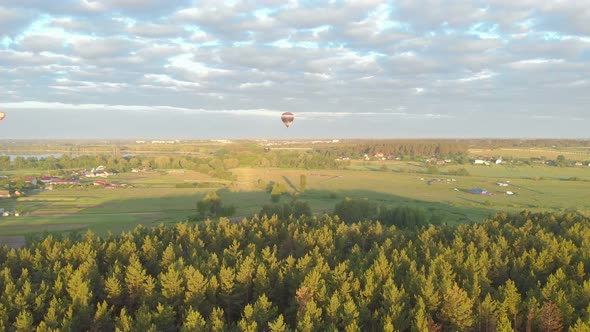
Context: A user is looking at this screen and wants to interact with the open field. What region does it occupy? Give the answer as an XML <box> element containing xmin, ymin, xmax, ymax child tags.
<box><xmin>0</xmin><ymin>170</ymin><xmax>225</xmax><ymax>239</ymax></box>
<box><xmin>1</xmin><ymin>147</ymin><xmax>589</xmax><ymax>246</ymax></box>
<box><xmin>233</xmin><ymin>165</ymin><xmax>590</xmax><ymax>220</ymax></box>
<box><xmin>469</xmin><ymin>147</ymin><xmax>590</xmax><ymax>160</ymax></box>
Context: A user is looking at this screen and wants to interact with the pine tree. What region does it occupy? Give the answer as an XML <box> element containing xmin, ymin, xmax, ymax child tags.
<box><xmin>105</xmin><ymin>272</ymin><xmax>123</xmax><ymax>308</ymax></box>
<box><xmin>208</xmin><ymin>307</ymin><xmax>226</xmax><ymax>331</ymax></box>
<box><xmin>341</xmin><ymin>299</ymin><xmax>359</xmax><ymax>329</ymax></box>
<box><xmin>500</xmin><ymin>279</ymin><xmax>521</xmax><ymax>329</ymax></box>
<box><xmin>134</xmin><ymin>304</ymin><xmax>156</xmax><ymax>331</ymax></box>
<box><xmin>440</xmin><ymin>282</ymin><xmax>474</xmax><ymax>331</ymax></box>
<box><xmin>420</xmin><ymin>274</ymin><xmax>440</xmax><ymax>312</ymax></box>
<box><xmin>154</xmin><ymin>303</ymin><xmax>176</xmax><ymax>332</ymax></box>
<box><xmin>13</xmin><ymin>310</ymin><xmax>34</xmax><ymax>332</ymax></box>
<box><xmin>252</xmin><ymin>294</ymin><xmax>278</xmax><ymax>329</ymax></box>
<box><xmin>91</xmin><ymin>301</ymin><xmax>114</xmax><ymax>332</ymax></box>
<box><xmin>411</xmin><ymin>297</ymin><xmax>429</xmax><ymax>332</ymax></box>
<box><xmin>0</xmin><ymin>303</ymin><xmax>7</xmax><ymax>332</ymax></box>
<box><xmin>160</xmin><ymin>244</ymin><xmax>177</xmax><ymax>270</ymax></box>
<box><xmin>541</xmin><ymin>301</ymin><xmax>563</xmax><ymax>332</ymax></box>
<box><xmin>238</xmin><ymin>304</ymin><xmax>258</xmax><ymax>332</ymax></box>
<box><xmin>124</xmin><ymin>254</ymin><xmax>151</xmax><ymax>310</ymax></box>
<box><xmin>569</xmin><ymin>319</ymin><xmax>590</xmax><ymax>332</ymax></box>
<box><xmin>326</xmin><ymin>292</ymin><xmax>341</xmax><ymax>327</ymax></box>
<box><xmin>296</xmin><ymin>299</ymin><xmax>322</xmax><ymax>332</ymax></box>
<box><xmin>181</xmin><ymin>308</ymin><xmax>207</xmax><ymax>332</ymax></box>
<box><xmin>497</xmin><ymin>311</ymin><xmax>514</xmax><ymax>332</ymax></box>
<box><xmin>382</xmin><ymin>277</ymin><xmax>407</xmax><ymax>330</ymax></box>
<box><xmin>114</xmin><ymin>307</ymin><xmax>134</xmax><ymax>332</ymax></box>
<box><xmin>184</xmin><ymin>266</ymin><xmax>208</xmax><ymax>310</ymax></box>
<box><xmin>478</xmin><ymin>293</ymin><xmax>498</xmax><ymax>332</ymax></box>
<box><xmin>160</xmin><ymin>265</ymin><xmax>185</xmax><ymax>308</ymax></box>
<box><xmin>268</xmin><ymin>314</ymin><xmax>288</xmax><ymax>332</ymax></box>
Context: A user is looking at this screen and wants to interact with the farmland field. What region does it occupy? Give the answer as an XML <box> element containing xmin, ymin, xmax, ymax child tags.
<box><xmin>1</xmin><ymin>161</ymin><xmax>589</xmax><ymax>245</ymax></box>
<box><xmin>469</xmin><ymin>147</ymin><xmax>590</xmax><ymax>160</ymax></box>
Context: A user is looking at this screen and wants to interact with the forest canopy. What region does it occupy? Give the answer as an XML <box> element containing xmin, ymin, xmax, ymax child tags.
<box><xmin>0</xmin><ymin>211</ymin><xmax>589</xmax><ymax>331</ymax></box>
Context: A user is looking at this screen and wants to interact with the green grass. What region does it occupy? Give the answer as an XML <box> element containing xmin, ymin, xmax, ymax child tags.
<box><xmin>1</xmin><ymin>162</ymin><xmax>589</xmax><ymax>241</ymax></box>
<box><xmin>469</xmin><ymin>147</ymin><xmax>590</xmax><ymax>160</ymax></box>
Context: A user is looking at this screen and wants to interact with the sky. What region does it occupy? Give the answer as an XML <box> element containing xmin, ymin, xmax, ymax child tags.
<box><xmin>0</xmin><ymin>0</ymin><xmax>589</xmax><ymax>139</ymax></box>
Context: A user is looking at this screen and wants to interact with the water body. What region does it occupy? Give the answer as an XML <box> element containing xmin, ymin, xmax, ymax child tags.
<box><xmin>0</xmin><ymin>153</ymin><xmax>65</xmax><ymax>161</ymax></box>
<box><xmin>0</xmin><ymin>153</ymin><xmax>135</xmax><ymax>161</ymax></box>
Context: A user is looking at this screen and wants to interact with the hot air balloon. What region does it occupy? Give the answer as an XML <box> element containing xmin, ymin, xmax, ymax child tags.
<box><xmin>281</xmin><ymin>112</ymin><xmax>294</xmax><ymax>128</ymax></box>
<box><xmin>0</xmin><ymin>112</ymin><xmax>5</xmax><ymax>121</ymax></box>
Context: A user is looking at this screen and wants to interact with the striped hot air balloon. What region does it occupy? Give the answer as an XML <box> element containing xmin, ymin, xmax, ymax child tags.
<box><xmin>281</xmin><ymin>112</ymin><xmax>294</xmax><ymax>128</ymax></box>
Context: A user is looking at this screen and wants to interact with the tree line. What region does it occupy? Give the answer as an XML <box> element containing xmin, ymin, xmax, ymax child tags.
<box><xmin>0</xmin><ymin>211</ymin><xmax>589</xmax><ymax>331</ymax></box>
<box><xmin>314</xmin><ymin>140</ymin><xmax>468</xmax><ymax>160</ymax></box>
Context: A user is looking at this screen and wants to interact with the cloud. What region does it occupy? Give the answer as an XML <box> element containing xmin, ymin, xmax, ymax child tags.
<box><xmin>0</xmin><ymin>6</ymin><xmax>37</xmax><ymax>38</ymax></box>
<box><xmin>69</xmin><ymin>37</ymin><xmax>140</xmax><ymax>59</ymax></box>
<box><xmin>127</xmin><ymin>22</ymin><xmax>189</xmax><ymax>38</ymax></box>
<box><xmin>0</xmin><ymin>1</ymin><xmax>588</xmax><ymax>138</ymax></box>
<box><xmin>17</xmin><ymin>34</ymin><xmax>65</xmax><ymax>53</ymax></box>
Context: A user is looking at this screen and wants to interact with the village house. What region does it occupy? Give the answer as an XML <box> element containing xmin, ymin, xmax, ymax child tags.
<box><xmin>93</xmin><ymin>181</ymin><xmax>127</xmax><ymax>188</ymax></box>
<box><xmin>50</xmin><ymin>179</ymin><xmax>79</xmax><ymax>185</ymax></box>
<box><xmin>473</xmin><ymin>159</ymin><xmax>490</xmax><ymax>166</ymax></box>
<box><xmin>0</xmin><ymin>190</ymin><xmax>11</xmax><ymax>198</ymax></box>
<box><xmin>24</xmin><ymin>177</ymin><xmax>38</xmax><ymax>185</ymax></box>
<box><xmin>84</xmin><ymin>165</ymin><xmax>114</xmax><ymax>178</ymax></box>
<box><xmin>40</xmin><ymin>176</ymin><xmax>56</xmax><ymax>183</ymax></box>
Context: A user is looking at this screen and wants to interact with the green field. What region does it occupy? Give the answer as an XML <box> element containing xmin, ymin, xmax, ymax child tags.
<box><xmin>1</xmin><ymin>158</ymin><xmax>589</xmax><ymax>246</ymax></box>
<box><xmin>469</xmin><ymin>147</ymin><xmax>590</xmax><ymax>160</ymax></box>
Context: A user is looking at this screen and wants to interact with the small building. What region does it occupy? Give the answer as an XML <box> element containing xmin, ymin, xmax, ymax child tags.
<box><xmin>473</xmin><ymin>160</ymin><xmax>490</xmax><ymax>166</ymax></box>
<box><xmin>0</xmin><ymin>190</ymin><xmax>11</xmax><ymax>198</ymax></box>
<box><xmin>40</xmin><ymin>176</ymin><xmax>53</xmax><ymax>183</ymax></box>
<box><xmin>24</xmin><ymin>177</ymin><xmax>38</xmax><ymax>185</ymax></box>
<box><xmin>50</xmin><ymin>179</ymin><xmax>79</xmax><ymax>185</ymax></box>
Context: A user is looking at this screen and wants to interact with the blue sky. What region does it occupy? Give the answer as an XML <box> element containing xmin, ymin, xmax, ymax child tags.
<box><xmin>0</xmin><ymin>0</ymin><xmax>589</xmax><ymax>139</ymax></box>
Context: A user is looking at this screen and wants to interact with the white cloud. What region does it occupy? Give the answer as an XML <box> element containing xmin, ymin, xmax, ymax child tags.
<box><xmin>0</xmin><ymin>1</ymin><xmax>589</xmax><ymax>138</ymax></box>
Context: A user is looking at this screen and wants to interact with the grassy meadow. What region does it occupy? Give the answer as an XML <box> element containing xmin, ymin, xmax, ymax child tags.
<box><xmin>0</xmin><ymin>145</ymin><xmax>589</xmax><ymax>246</ymax></box>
